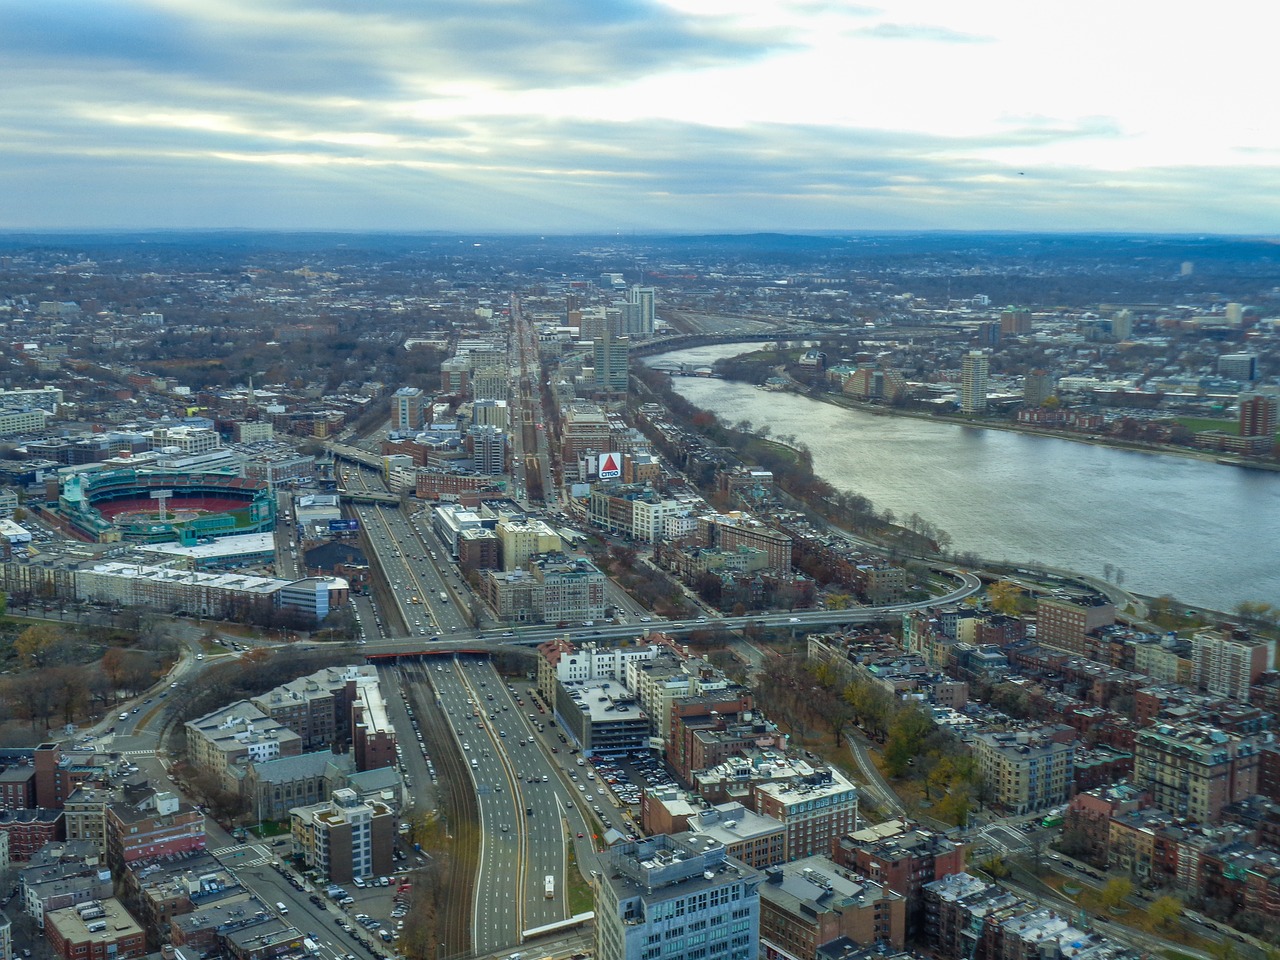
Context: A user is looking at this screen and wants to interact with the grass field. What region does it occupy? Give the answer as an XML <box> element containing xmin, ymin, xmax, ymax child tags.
<box><xmin>1176</xmin><ymin>416</ymin><xmax>1240</xmax><ymax>435</ymax></box>
<box><xmin>1176</xmin><ymin>416</ymin><xmax>1280</xmax><ymax>444</ymax></box>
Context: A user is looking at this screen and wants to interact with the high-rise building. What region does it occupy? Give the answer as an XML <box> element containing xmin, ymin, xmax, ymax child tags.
<box><xmin>1225</xmin><ymin>302</ymin><xmax>1244</xmax><ymax>326</ymax></box>
<box><xmin>290</xmin><ymin>787</ymin><xmax>394</xmax><ymax>883</ymax></box>
<box><xmin>592</xmin><ymin>834</ymin><xmax>762</xmax><ymax>960</ymax></box>
<box><xmin>469</xmin><ymin>424</ymin><xmax>506</xmax><ymax>475</ymax></box>
<box><xmin>471</xmin><ymin>398</ymin><xmax>509</xmax><ymax>430</ymax></box>
<box><xmin>752</xmin><ymin>769</ymin><xmax>860</xmax><ymax>860</ymax></box>
<box><xmin>593</xmin><ymin>332</ymin><xmax>630</xmax><ymax>395</ymax></box>
<box><xmin>1218</xmin><ymin>354</ymin><xmax>1258</xmax><ymax>382</ymax></box>
<box><xmin>1034</xmin><ymin>595</ymin><xmax>1115</xmax><ymax>655</ymax></box>
<box><xmin>1000</xmin><ymin>308</ymin><xmax>1032</xmax><ymax>336</ymax></box>
<box><xmin>392</xmin><ymin>386</ymin><xmax>427</xmax><ymax>431</ymax></box>
<box><xmin>1191</xmin><ymin>627</ymin><xmax>1272</xmax><ymax>701</ymax></box>
<box><xmin>1110</xmin><ymin>309</ymin><xmax>1133</xmax><ymax>341</ymax></box>
<box><xmin>1239</xmin><ymin>393</ymin><xmax>1278</xmax><ymax>439</ymax></box>
<box><xmin>628</xmin><ymin>285</ymin><xmax>656</xmax><ymax>338</ymax></box>
<box><xmin>959</xmin><ymin>351</ymin><xmax>989</xmax><ymax>414</ymax></box>
<box><xmin>1022</xmin><ymin>369</ymin><xmax>1055</xmax><ymax>407</ymax></box>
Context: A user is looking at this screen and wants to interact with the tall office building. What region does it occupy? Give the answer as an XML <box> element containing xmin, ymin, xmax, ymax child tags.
<box><xmin>959</xmin><ymin>351</ymin><xmax>989</xmax><ymax>414</ymax></box>
<box><xmin>1225</xmin><ymin>302</ymin><xmax>1244</xmax><ymax>327</ymax></box>
<box><xmin>593</xmin><ymin>834</ymin><xmax>762</xmax><ymax>960</ymax></box>
<box><xmin>628</xmin><ymin>285</ymin><xmax>656</xmax><ymax>338</ymax></box>
<box><xmin>593</xmin><ymin>332</ymin><xmax>631</xmax><ymax>395</ymax></box>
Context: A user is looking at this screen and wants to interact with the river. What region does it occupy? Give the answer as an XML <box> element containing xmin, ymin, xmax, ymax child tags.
<box><xmin>646</xmin><ymin>344</ymin><xmax>1280</xmax><ymax>612</ymax></box>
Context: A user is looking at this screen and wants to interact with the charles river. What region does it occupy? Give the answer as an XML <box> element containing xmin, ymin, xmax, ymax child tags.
<box><xmin>648</xmin><ymin>344</ymin><xmax>1280</xmax><ymax>613</ymax></box>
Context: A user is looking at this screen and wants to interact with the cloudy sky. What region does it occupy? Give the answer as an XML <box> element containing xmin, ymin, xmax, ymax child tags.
<box><xmin>3</xmin><ymin>0</ymin><xmax>1276</xmax><ymax>234</ymax></box>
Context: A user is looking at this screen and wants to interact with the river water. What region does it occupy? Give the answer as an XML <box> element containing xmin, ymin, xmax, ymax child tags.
<box><xmin>647</xmin><ymin>344</ymin><xmax>1279</xmax><ymax>612</ymax></box>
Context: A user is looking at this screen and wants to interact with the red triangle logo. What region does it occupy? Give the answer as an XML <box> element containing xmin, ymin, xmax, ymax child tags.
<box><xmin>603</xmin><ymin>454</ymin><xmax>618</xmax><ymax>472</ymax></box>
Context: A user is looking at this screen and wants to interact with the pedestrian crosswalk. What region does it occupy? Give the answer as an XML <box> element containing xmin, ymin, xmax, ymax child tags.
<box><xmin>120</xmin><ymin>749</ymin><xmax>155</xmax><ymax>758</ymax></box>
<box><xmin>211</xmin><ymin>843</ymin><xmax>271</xmax><ymax>866</ymax></box>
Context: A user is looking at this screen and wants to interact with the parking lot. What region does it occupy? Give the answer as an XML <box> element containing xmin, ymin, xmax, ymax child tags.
<box><xmin>586</xmin><ymin>754</ymin><xmax>678</xmax><ymax>810</ymax></box>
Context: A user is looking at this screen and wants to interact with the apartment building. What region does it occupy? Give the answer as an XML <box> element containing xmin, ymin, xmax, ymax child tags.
<box><xmin>758</xmin><ymin>856</ymin><xmax>905</xmax><ymax>957</ymax></box>
<box><xmin>971</xmin><ymin>729</ymin><xmax>1075</xmax><ymax>815</ymax></box>
<box><xmin>1133</xmin><ymin>721</ymin><xmax>1260</xmax><ymax>824</ymax></box>
<box><xmin>290</xmin><ymin>788</ymin><xmax>393</xmax><ymax>884</ymax></box>
<box><xmin>834</xmin><ymin>819</ymin><xmax>966</xmax><ymax>936</ymax></box>
<box><xmin>1191</xmin><ymin>628</ymin><xmax>1272</xmax><ymax>702</ymax></box>
<box><xmin>1035</xmin><ymin>596</ymin><xmax>1116</xmax><ymax>656</ymax></box>
<box><xmin>753</xmin><ymin>768</ymin><xmax>860</xmax><ymax>862</ymax></box>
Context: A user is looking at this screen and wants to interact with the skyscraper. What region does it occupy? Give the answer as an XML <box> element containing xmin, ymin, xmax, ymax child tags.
<box><xmin>1219</xmin><ymin>354</ymin><xmax>1258</xmax><ymax>382</ymax></box>
<box><xmin>959</xmin><ymin>351</ymin><xmax>989</xmax><ymax>414</ymax></box>
<box><xmin>628</xmin><ymin>285</ymin><xmax>656</xmax><ymax>338</ymax></box>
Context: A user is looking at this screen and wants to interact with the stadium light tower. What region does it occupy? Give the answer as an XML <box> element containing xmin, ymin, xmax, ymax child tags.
<box><xmin>150</xmin><ymin>489</ymin><xmax>174</xmax><ymax>521</ymax></box>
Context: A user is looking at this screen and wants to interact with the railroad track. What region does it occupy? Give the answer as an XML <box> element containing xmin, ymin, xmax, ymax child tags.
<box><xmin>402</xmin><ymin>659</ymin><xmax>478</xmax><ymax>957</ymax></box>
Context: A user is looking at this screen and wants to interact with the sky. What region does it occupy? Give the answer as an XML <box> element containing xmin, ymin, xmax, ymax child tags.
<box><xmin>2</xmin><ymin>0</ymin><xmax>1277</xmax><ymax>234</ymax></box>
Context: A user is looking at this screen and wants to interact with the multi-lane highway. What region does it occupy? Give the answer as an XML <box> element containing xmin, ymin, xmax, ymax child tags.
<box><xmin>396</xmin><ymin>656</ymin><xmax>606</xmax><ymax>955</ymax></box>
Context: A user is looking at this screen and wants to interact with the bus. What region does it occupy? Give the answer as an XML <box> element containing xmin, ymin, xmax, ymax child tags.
<box><xmin>544</xmin><ymin>875</ymin><xmax>555</xmax><ymax>899</ymax></box>
<box><xmin>439</xmin><ymin>590</ymin><xmax>447</xmax><ymax>603</ymax></box>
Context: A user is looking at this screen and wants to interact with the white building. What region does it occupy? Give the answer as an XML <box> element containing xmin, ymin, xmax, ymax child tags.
<box><xmin>959</xmin><ymin>351</ymin><xmax>989</xmax><ymax>414</ymax></box>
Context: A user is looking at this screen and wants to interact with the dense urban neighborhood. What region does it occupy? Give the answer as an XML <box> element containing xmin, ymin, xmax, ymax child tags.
<box><xmin>0</xmin><ymin>233</ymin><xmax>1273</xmax><ymax>960</ymax></box>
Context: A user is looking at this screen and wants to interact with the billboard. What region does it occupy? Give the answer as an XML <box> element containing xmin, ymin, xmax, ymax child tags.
<box><xmin>329</xmin><ymin>519</ymin><xmax>360</xmax><ymax>532</ymax></box>
<box><xmin>598</xmin><ymin>452</ymin><xmax>621</xmax><ymax>480</ymax></box>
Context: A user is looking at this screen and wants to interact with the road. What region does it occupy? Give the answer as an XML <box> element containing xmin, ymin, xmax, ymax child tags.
<box><xmin>405</xmin><ymin>656</ymin><xmax>604</xmax><ymax>954</ymax></box>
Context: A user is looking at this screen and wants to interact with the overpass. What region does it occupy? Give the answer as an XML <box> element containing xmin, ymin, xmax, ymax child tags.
<box><xmin>326</xmin><ymin>440</ymin><xmax>383</xmax><ymax>470</ymax></box>
<box><xmin>341</xmin><ymin>489</ymin><xmax>400</xmax><ymax>506</ymax></box>
<box><xmin>354</xmin><ymin>570</ymin><xmax>982</xmax><ymax>660</ymax></box>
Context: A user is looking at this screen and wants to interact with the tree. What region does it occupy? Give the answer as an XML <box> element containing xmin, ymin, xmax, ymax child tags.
<box><xmin>14</xmin><ymin>624</ymin><xmax>62</xmax><ymax>669</ymax></box>
<box><xmin>884</xmin><ymin>705</ymin><xmax>932</xmax><ymax>778</ymax></box>
<box><xmin>987</xmin><ymin>581</ymin><xmax>1023</xmax><ymax>616</ymax></box>
<box><xmin>1149</xmin><ymin>895</ymin><xmax>1182</xmax><ymax>931</ymax></box>
<box><xmin>1098</xmin><ymin>877</ymin><xmax>1133</xmax><ymax>911</ymax></box>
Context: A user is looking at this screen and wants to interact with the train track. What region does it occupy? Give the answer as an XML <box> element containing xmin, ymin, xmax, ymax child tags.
<box><xmin>402</xmin><ymin>659</ymin><xmax>478</xmax><ymax>957</ymax></box>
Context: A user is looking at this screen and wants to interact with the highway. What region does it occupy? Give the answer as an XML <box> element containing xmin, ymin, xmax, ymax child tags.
<box><xmin>399</xmin><ymin>656</ymin><xmax>605</xmax><ymax>955</ymax></box>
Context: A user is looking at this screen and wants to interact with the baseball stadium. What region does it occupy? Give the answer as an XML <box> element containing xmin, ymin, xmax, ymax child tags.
<box><xmin>56</xmin><ymin>469</ymin><xmax>276</xmax><ymax>545</ymax></box>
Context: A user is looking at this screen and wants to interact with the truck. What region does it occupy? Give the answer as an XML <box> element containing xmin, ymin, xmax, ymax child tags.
<box><xmin>544</xmin><ymin>875</ymin><xmax>555</xmax><ymax>899</ymax></box>
<box><xmin>439</xmin><ymin>590</ymin><xmax>447</xmax><ymax>603</ymax></box>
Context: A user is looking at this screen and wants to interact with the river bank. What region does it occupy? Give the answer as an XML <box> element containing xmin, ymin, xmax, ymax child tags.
<box><xmin>646</xmin><ymin>343</ymin><xmax>1280</xmax><ymax>611</ymax></box>
<box><xmin>768</xmin><ymin>380</ymin><xmax>1280</xmax><ymax>473</ymax></box>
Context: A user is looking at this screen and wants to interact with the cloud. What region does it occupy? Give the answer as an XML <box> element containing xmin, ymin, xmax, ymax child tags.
<box><xmin>858</xmin><ymin>21</ymin><xmax>991</xmax><ymax>43</ymax></box>
<box><xmin>0</xmin><ymin>1</ymin><xmax>1275</xmax><ymax>233</ymax></box>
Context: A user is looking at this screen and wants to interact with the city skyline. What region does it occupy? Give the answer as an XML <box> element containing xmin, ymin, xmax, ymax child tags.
<box><xmin>3</xmin><ymin>1</ymin><xmax>1278</xmax><ymax>235</ymax></box>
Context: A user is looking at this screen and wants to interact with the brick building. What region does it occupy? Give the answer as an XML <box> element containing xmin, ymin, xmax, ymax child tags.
<box><xmin>834</xmin><ymin>819</ymin><xmax>965</xmax><ymax>936</ymax></box>
<box><xmin>44</xmin><ymin>899</ymin><xmax>145</xmax><ymax>960</ymax></box>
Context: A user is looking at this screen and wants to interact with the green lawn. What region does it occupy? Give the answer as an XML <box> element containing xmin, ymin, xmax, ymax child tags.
<box><xmin>1176</xmin><ymin>416</ymin><xmax>1239</xmax><ymax>435</ymax></box>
